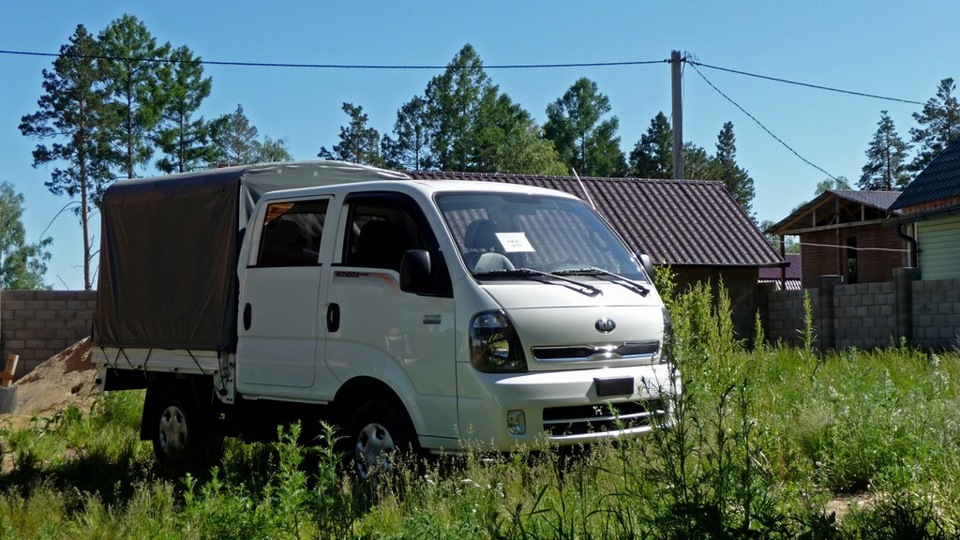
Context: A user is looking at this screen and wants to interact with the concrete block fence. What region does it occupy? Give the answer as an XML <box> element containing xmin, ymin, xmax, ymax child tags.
<box><xmin>761</xmin><ymin>270</ymin><xmax>960</xmax><ymax>351</ymax></box>
<box><xmin>1</xmin><ymin>272</ymin><xmax>958</xmax><ymax>379</ymax></box>
<box><xmin>0</xmin><ymin>290</ymin><xmax>96</xmax><ymax>378</ymax></box>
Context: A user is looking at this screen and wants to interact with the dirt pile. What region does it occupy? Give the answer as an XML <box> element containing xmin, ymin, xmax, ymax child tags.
<box><xmin>4</xmin><ymin>338</ymin><xmax>99</xmax><ymax>422</ymax></box>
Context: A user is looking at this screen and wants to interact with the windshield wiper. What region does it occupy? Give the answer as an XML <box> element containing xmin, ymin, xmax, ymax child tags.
<box><xmin>552</xmin><ymin>267</ymin><xmax>650</xmax><ymax>297</ymax></box>
<box><xmin>473</xmin><ymin>267</ymin><xmax>602</xmax><ymax>297</ymax></box>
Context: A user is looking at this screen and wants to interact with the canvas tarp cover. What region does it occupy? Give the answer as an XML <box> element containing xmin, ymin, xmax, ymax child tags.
<box><xmin>93</xmin><ymin>161</ymin><xmax>409</xmax><ymax>352</ymax></box>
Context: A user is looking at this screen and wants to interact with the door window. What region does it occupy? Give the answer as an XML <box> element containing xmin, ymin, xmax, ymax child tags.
<box><xmin>343</xmin><ymin>199</ymin><xmax>427</xmax><ymax>271</ymax></box>
<box><xmin>256</xmin><ymin>200</ymin><xmax>328</xmax><ymax>267</ymax></box>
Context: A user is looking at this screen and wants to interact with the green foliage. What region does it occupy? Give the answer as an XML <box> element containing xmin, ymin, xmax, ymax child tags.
<box><xmin>382</xmin><ymin>95</ymin><xmax>433</xmax><ymax>171</ymax></box>
<box><xmin>0</xmin><ymin>181</ymin><xmax>51</xmax><ymax>290</ymax></box>
<box><xmin>3</xmin><ymin>286</ymin><xmax>960</xmax><ymax>537</ymax></box>
<box><xmin>860</xmin><ymin>110</ymin><xmax>912</xmax><ymax>190</ymax></box>
<box><xmin>97</xmin><ymin>14</ymin><xmax>171</xmax><ymax>179</ymax></box>
<box><xmin>209</xmin><ymin>103</ymin><xmax>260</xmax><ymax>165</ymax></box>
<box><xmin>19</xmin><ymin>23</ymin><xmax>117</xmax><ymax>290</ymax></box>
<box><xmin>382</xmin><ymin>44</ymin><xmax>565</xmax><ymax>176</ymax></box>
<box><xmin>711</xmin><ymin>121</ymin><xmax>755</xmax><ymax>216</ymax></box>
<box><xmin>544</xmin><ymin>77</ymin><xmax>625</xmax><ymax>176</ymax></box>
<box><xmin>815</xmin><ymin>176</ymin><xmax>852</xmax><ymax>195</ymax></box>
<box><xmin>153</xmin><ymin>45</ymin><xmax>215</xmax><ymax>174</ymax></box>
<box><xmin>318</xmin><ymin>102</ymin><xmax>385</xmax><ymax>166</ymax></box>
<box><xmin>910</xmin><ymin>77</ymin><xmax>960</xmax><ymax>174</ymax></box>
<box><xmin>628</xmin><ymin>111</ymin><xmax>674</xmax><ymax>178</ymax></box>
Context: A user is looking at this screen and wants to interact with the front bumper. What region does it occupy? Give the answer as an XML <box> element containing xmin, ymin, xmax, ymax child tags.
<box><xmin>456</xmin><ymin>362</ymin><xmax>679</xmax><ymax>450</ymax></box>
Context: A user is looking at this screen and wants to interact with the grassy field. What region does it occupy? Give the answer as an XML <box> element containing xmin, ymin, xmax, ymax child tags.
<box><xmin>1</xmin><ymin>281</ymin><xmax>959</xmax><ymax>539</ymax></box>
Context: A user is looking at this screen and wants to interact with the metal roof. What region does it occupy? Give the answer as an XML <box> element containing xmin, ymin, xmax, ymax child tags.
<box><xmin>759</xmin><ymin>253</ymin><xmax>801</xmax><ymax>280</ymax></box>
<box><xmin>408</xmin><ymin>171</ymin><xmax>784</xmax><ymax>268</ymax></box>
<box><xmin>889</xmin><ymin>139</ymin><xmax>960</xmax><ymax>211</ymax></box>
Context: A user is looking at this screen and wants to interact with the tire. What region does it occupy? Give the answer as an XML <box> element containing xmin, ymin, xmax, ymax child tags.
<box><xmin>151</xmin><ymin>387</ymin><xmax>204</xmax><ymax>467</ymax></box>
<box><xmin>347</xmin><ymin>399</ymin><xmax>418</xmax><ymax>482</ymax></box>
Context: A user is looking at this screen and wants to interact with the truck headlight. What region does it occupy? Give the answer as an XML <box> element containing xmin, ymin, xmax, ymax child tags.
<box><xmin>469</xmin><ymin>310</ymin><xmax>527</xmax><ymax>373</ymax></box>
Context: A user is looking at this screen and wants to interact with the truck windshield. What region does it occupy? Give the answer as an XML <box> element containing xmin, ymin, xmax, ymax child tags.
<box><xmin>435</xmin><ymin>192</ymin><xmax>648</xmax><ymax>282</ymax></box>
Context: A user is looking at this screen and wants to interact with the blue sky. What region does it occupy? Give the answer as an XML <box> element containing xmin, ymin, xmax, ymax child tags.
<box><xmin>2</xmin><ymin>1</ymin><xmax>957</xmax><ymax>289</ymax></box>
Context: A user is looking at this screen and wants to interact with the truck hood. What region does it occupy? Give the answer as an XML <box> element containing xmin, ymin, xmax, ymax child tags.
<box><xmin>479</xmin><ymin>280</ymin><xmax>666</xmax><ymax>371</ymax></box>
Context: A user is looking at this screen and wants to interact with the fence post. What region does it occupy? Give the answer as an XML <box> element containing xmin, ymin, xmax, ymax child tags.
<box><xmin>893</xmin><ymin>267</ymin><xmax>920</xmax><ymax>345</ymax></box>
<box><xmin>818</xmin><ymin>275</ymin><xmax>843</xmax><ymax>351</ymax></box>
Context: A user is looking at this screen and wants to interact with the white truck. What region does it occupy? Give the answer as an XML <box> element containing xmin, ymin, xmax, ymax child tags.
<box><xmin>93</xmin><ymin>161</ymin><xmax>675</xmax><ymax>476</ymax></box>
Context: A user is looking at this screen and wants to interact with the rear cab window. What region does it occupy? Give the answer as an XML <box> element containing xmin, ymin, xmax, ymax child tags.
<box><xmin>256</xmin><ymin>199</ymin><xmax>328</xmax><ymax>267</ymax></box>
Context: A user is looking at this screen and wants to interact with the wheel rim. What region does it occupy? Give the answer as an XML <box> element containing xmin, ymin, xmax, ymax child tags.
<box><xmin>355</xmin><ymin>422</ymin><xmax>395</xmax><ymax>479</ymax></box>
<box><xmin>158</xmin><ymin>405</ymin><xmax>188</xmax><ymax>456</ymax></box>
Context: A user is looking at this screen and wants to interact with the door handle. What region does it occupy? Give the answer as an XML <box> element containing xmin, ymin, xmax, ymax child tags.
<box><xmin>327</xmin><ymin>303</ymin><xmax>340</xmax><ymax>332</ymax></box>
<box><xmin>243</xmin><ymin>303</ymin><xmax>252</xmax><ymax>331</ymax></box>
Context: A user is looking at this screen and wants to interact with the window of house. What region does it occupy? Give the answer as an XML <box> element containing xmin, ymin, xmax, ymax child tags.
<box><xmin>845</xmin><ymin>237</ymin><xmax>858</xmax><ymax>284</ymax></box>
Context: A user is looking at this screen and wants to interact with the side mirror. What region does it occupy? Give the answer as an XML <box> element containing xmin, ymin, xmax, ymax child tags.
<box><xmin>400</xmin><ymin>249</ymin><xmax>433</xmax><ymax>294</ymax></box>
<box><xmin>639</xmin><ymin>254</ymin><xmax>655</xmax><ymax>281</ymax></box>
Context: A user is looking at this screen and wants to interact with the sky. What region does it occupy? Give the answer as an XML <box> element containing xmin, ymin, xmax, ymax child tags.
<box><xmin>1</xmin><ymin>1</ymin><xmax>957</xmax><ymax>290</ymax></box>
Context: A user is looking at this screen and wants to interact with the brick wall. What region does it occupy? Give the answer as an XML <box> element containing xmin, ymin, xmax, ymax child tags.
<box><xmin>0</xmin><ymin>290</ymin><xmax>96</xmax><ymax>378</ymax></box>
<box><xmin>799</xmin><ymin>225</ymin><xmax>906</xmax><ymax>289</ymax></box>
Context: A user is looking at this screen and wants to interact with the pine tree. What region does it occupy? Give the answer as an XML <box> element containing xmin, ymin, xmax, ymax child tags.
<box><xmin>628</xmin><ymin>112</ymin><xmax>673</xmax><ymax>178</ymax></box>
<box><xmin>910</xmin><ymin>78</ymin><xmax>960</xmax><ymax>173</ymax></box>
<box><xmin>154</xmin><ymin>46</ymin><xmax>215</xmax><ymax>173</ymax></box>
<box><xmin>860</xmin><ymin>111</ymin><xmax>911</xmax><ymax>190</ymax></box>
<box><xmin>318</xmin><ymin>102</ymin><xmax>384</xmax><ymax>166</ymax></box>
<box><xmin>711</xmin><ymin>122</ymin><xmax>755</xmax><ymax>215</ymax></box>
<box><xmin>382</xmin><ymin>96</ymin><xmax>432</xmax><ymax>171</ymax></box>
<box><xmin>544</xmin><ymin>78</ymin><xmax>624</xmax><ymax>176</ymax></box>
<box><xmin>19</xmin><ymin>24</ymin><xmax>117</xmax><ymax>290</ymax></box>
<box><xmin>98</xmin><ymin>14</ymin><xmax>171</xmax><ymax>179</ymax></box>
<box><xmin>209</xmin><ymin>104</ymin><xmax>260</xmax><ymax>166</ymax></box>
<box><xmin>424</xmin><ymin>44</ymin><xmax>491</xmax><ymax>171</ymax></box>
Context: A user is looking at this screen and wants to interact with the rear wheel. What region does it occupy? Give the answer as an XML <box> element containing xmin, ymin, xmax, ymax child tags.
<box><xmin>151</xmin><ymin>387</ymin><xmax>209</xmax><ymax>468</ymax></box>
<box><xmin>348</xmin><ymin>400</ymin><xmax>417</xmax><ymax>482</ymax></box>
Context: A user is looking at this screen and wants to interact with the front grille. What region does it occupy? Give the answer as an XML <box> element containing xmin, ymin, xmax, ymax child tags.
<box><xmin>533</xmin><ymin>341</ymin><xmax>660</xmax><ymax>362</ymax></box>
<box><xmin>542</xmin><ymin>399</ymin><xmax>666</xmax><ymax>437</ymax></box>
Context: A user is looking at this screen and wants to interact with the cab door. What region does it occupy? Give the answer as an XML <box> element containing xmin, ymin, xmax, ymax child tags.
<box><xmin>322</xmin><ymin>192</ymin><xmax>458</xmax><ymax>442</ymax></box>
<box><xmin>236</xmin><ymin>197</ymin><xmax>333</xmax><ymax>399</ymax></box>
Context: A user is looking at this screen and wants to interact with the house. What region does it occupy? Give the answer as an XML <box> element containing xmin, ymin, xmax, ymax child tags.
<box><xmin>759</xmin><ymin>253</ymin><xmax>801</xmax><ymax>290</ymax></box>
<box><xmin>766</xmin><ymin>190</ymin><xmax>909</xmax><ymax>289</ymax></box>
<box><xmin>889</xmin><ymin>139</ymin><xmax>960</xmax><ymax>281</ymax></box>
<box><xmin>408</xmin><ymin>171</ymin><xmax>785</xmax><ymax>340</ymax></box>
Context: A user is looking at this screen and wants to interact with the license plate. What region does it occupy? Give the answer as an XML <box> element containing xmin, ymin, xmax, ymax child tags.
<box><xmin>594</xmin><ymin>377</ymin><xmax>634</xmax><ymax>396</ymax></box>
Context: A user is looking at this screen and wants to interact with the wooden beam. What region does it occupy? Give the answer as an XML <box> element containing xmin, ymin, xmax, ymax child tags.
<box><xmin>784</xmin><ymin>217</ymin><xmax>896</xmax><ymax>236</ymax></box>
<box><xmin>2</xmin><ymin>354</ymin><xmax>18</xmax><ymax>388</ymax></box>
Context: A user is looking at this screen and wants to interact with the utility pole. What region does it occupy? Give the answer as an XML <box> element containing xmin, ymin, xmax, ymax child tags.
<box><xmin>671</xmin><ymin>50</ymin><xmax>684</xmax><ymax>180</ymax></box>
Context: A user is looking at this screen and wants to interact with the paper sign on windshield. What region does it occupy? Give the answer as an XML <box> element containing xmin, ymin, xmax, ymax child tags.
<box><xmin>495</xmin><ymin>232</ymin><xmax>535</xmax><ymax>253</ymax></box>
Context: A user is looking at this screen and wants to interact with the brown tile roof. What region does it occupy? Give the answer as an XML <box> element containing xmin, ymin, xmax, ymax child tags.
<box><xmin>408</xmin><ymin>171</ymin><xmax>784</xmax><ymax>268</ymax></box>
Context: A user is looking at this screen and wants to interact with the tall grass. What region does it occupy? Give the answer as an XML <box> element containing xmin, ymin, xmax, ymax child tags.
<box><xmin>0</xmin><ymin>278</ymin><xmax>959</xmax><ymax>538</ymax></box>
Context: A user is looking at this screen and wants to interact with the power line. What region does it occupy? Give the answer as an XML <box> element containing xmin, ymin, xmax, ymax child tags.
<box><xmin>688</xmin><ymin>61</ymin><xmax>842</xmax><ymax>181</ymax></box>
<box><xmin>687</xmin><ymin>60</ymin><xmax>923</xmax><ymax>106</ymax></box>
<box><xmin>0</xmin><ymin>49</ymin><xmax>669</xmax><ymax>70</ymax></box>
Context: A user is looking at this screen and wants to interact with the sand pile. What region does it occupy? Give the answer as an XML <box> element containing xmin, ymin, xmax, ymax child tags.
<box><xmin>4</xmin><ymin>338</ymin><xmax>99</xmax><ymax>422</ymax></box>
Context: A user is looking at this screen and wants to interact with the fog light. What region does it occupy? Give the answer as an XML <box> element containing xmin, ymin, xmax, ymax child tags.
<box><xmin>506</xmin><ymin>409</ymin><xmax>526</xmax><ymax>435</ymax></box>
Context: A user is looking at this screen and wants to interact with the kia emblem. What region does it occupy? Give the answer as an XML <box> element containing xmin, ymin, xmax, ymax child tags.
<box><xmin>595</xmin><ymin>318</ymin><xmax>616</xmax><ymax>334</ymax></box>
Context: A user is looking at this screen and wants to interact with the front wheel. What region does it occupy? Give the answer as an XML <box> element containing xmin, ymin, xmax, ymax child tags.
<box><xmin>348</xmin><ymin>400</ymin><xmax>418</xmax><ymax>482</ymax></box>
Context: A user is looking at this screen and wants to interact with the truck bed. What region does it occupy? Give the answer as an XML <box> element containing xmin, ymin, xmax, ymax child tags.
<box><xmin>95</xmin><ymin>347</ymin><xmax>226</xmax><ymax>377</ymax></box>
